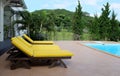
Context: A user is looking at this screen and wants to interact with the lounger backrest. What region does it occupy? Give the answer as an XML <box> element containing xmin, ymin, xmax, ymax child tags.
<box><xmin>23</xmin><ymin>34</ymin><xmax>33</xmax><ymax>43</ymax></box>
<box><xmin>11</xmin><ymin>37</ymin><xmax>33</xmax><ymax>57</ymax></box>
<box><xmin>16</xmin><ymin>36</ymin><xmax>32</xmax><ymax>47</ymax></box>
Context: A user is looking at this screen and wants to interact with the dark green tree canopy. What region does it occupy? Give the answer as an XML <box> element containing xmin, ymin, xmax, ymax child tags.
<box><xmin>72</xmin><ymin>0</ymin><xmax>83</xmax><ymax>40</ymax></box>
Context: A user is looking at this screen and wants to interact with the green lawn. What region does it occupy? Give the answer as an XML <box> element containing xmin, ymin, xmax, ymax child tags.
<box><xmin>51</xmin><ymin>31</ymin><xmax>91</xmax><ymax>41</ymax></box>
<box><xmin>82</xmin><ymin>33</ymin><xmax>91</xmax><ymax>40</ymax></box>
<box><xmin>45</xmin><ymin>29</ymin><xmax>91</xmax><ymax>41</ymax></box>
<box><xmin>55</xmin><ymin>31</ymin><xmax>73</xmax><ymax>40</ymax></box>
<box><xmin>50</xmin><ymin>29</ymin><xmax>73</xmax><ymax>40</ymax></box>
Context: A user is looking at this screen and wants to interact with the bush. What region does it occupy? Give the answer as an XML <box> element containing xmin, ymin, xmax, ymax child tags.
<box><xmin>30</xmin><ymin>33</ymin><xmax>47</xmax><ymax>40</ymax></box>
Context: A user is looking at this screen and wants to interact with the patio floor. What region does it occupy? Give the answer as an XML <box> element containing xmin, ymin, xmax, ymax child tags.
<box><xmin>0</xmin><ymin>41</ymin><xmax>120</xmax><ymax>76</ymax></box>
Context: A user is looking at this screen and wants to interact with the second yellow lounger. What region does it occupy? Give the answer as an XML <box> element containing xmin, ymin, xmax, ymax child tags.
<box><xmin>23</xmin><ymin>34</ymin><xmax>54</xmax><ymax>45</ymax></box>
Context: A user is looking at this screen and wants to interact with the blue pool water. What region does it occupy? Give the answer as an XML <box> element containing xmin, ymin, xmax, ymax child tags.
<box><xmin>85</xmin><ymin>43</ymin><xmax>120</xmax><ymax>57</ymax></box>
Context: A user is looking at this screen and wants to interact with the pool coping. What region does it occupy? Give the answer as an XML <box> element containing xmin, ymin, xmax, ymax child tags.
<box><xmin>76</xmin><ymin>42</ymin><xmax>120</xmax><ymax>58</ymax></box>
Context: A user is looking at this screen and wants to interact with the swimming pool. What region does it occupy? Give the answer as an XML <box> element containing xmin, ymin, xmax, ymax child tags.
<box><xmin>85</xmin><ymin>43</ymin><xmax>120</xmax><ymax>57</ymax></box>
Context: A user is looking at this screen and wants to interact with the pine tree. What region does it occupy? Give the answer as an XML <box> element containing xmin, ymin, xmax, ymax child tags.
<box><xmin>90</xmin><ymin>14</ymin><xmax>100</xmax><ymax>40</ymax></box>
<box><xmin>99</xmin><ymin>2</ymin><xmax>111</xmax><ymax>40</ymax></box>
<box><xmin>109</xmin><ymin>11</ymin><xmax>119</xmax><ymax>41</ymax></box>
<box><xmin>72</xmin><ymin>0</ymin><xmax>83</xmax><ymax>40</ymax></box>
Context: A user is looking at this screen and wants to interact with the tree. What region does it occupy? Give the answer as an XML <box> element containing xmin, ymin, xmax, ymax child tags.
<box><xmin>32</xmin><ymin>10</ymin><xmax>47</xmax><ymax>33</ymax></box>
<box><xmin>99</xmin><ymin>2</ymin><xmax>111</xmax><ymax>40</ymax></box>
<box><xmin>43</xmin><ymin>12</ymin><xmax>56</xmax><ymax>40</ymax></box>
<box><xmin>13</xmin><ymin>11</ymin><xmax>32</xmax><ymax>36</ymax></box>
<box><xmin>89</xmin><ymin>14</ymin><xmax>100</xmax><ymax>40</ymax></box>
<box><xmin>13</xmin><ymin>11</ymin><xmax>45</xmax><ymax>40</ymax></box>
<box><xmin>72</xmin><ymin>0</ymin><xmax>83</xmax><ymax>40</ymax></box>
<box><xmin>109</xmin><ymin>11</ymin><xmax>120</xmax><ymax>41</ymax></box>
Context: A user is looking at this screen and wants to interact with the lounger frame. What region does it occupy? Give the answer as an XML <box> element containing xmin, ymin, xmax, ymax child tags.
<box><xmin>6</xmin><ymin>47</ymin><xmax>71</xmax><ymax>70</ymax></box>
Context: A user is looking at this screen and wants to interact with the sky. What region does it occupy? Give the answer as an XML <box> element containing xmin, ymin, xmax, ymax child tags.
<box><xmin>24</xmin><ymin>0</ymin><xmax>120</xmax><ymax>20</ymax></box>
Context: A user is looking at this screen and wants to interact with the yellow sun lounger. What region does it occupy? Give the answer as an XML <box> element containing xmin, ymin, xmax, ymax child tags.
<box><xmin>7</xmin><ymin>37</ymin><xmax>73</xmax><ymax>69</ymax></box>
<box><xmin>16</xmin><ymin>36</ymin><xmax>61</xmax><ymax>51</ymax></box>
<box><xmin>23</xmin><ymin>34</ymin><xmax>54</xmax><ymax>45</ymax></box>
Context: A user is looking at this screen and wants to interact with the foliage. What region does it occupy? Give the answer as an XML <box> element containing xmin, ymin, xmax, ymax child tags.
<box><xmin>4</xmin><ymin>25</ymin><xmax>10</xmax><ymax>39</ymax></box>
<box><xmin>12</xmin><ymin>2</ymin><xmax>120</xmax><ymax>41</ymax></box>
<box><xmin>89</xmin><ymin>14</ymin><xmax>100</xmax><ymax>40</ymax></box>
<box><xmin>89</xmin><ymin>2</ymin><xmax>120</xmax><ymax>41</ymax></box>
<box><xmin>109</xmin><ymin>11</ymin><xmax>120</xmax><ymax>41</ymax></box>
<box><xmin>13</xmin><ymin>11</ymin><xmax>32</xmax><ymax>35</ymax></box>
<box><xmin>98</xmin><ymin>2</ymin><xmax>111</xmax><ymax>40</ymax></box>
<box><xmin>13</xmin><ymin>11</ymin><xmax>45</xmax><ymax>40</ymax></box>
<box><xmin>72</xmin><ymin>0</ymin><xmax>83</xmax><ymax>40</ymax></box>
<box><xmin>32</xmin><ymin>9</ymin><xmax>75</xmax><ymax>40</ymax></box>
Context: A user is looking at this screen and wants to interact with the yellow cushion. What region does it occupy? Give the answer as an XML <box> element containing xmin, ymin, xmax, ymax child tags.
<box><xmin>32</xmin><ymin>45</ymin><xmax>60</xmax><ymax>51</ymax></box>
<box><xmin>33</xmin><ymin>41</ymin><xmax>54</xmax><ymax>44</ymax></box>
<box><xmin>23</xmin><ymin>34</ymin><xmax>54</xmax><ymax>44</ymax></box>
<box><xmin>15</xmin><ymin>36</ymin><xmax>60</xmax><ymax>52</ymax></box>
<box><xmin>23</xmin><ymin>34</ymin><xmax>33</xmax><ymax>43</ymax></box>
<box><xmin>16</xmin><ymin>36</ymin><xmax>32</xmax><ymax>47</ymax></box>
<box><xmin>11</xmin><ymin>37</ymin><xmax>33</xmax><ymax>57</ymax></box>
<box><xmin>33</xmin><ymin>50</ymin><xmax>73</xmax><ymax>57</ymax></box>
<box><xmin>11</xmin><ymin>37</ymin><xmax>73</xmax><ymax>58</ymax></box>
<box><xmin>11</xmin><ymin>37</ymin><xmax>17</xmax><ymax>41</ymax></box>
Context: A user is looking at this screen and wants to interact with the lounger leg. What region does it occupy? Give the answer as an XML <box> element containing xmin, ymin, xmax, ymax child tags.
<box><xmin>49</xmin><ymin>59</ymin><xmax>67</xmax><ymax>68</ymax></box>
<box><xmin>22</xmin><ymin>61</ymin><xmax>31</xmax><ymax>69</ymax></box>
<box><xmin>49</xmin><ymin>60</ymin><xmax>58</xmax><ymax>68</ymax></box>
<box><xmin>59</xmin><ymin>59</ymin><xmax>67</xmax><ymax>68</ymax></box>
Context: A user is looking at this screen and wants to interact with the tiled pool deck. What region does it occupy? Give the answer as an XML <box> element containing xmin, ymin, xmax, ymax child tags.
<box><xmin>0</xmin><ymin>41</ymin><xmax>120</xmax><ymax>76</ymax></box>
